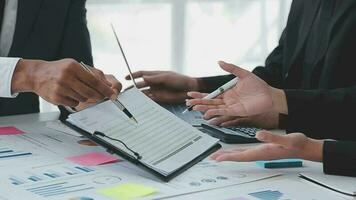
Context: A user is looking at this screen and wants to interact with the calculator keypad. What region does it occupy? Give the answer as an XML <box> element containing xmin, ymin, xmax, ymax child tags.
<box><xmin>227</xmin><ymin>127</ymin><xmax>261</xmax><ymax>137</ymax></box>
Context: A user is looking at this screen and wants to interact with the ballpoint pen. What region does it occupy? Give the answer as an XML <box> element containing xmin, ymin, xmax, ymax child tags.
<box><xmin>182</xmin><ymin>77</ymin><xmax>239</xmax><ymax>114</ymax></box>
<box><xmin>79</xmin><ymin>62</ymin><xmax>138</xmax><ymax>124</ymax></box>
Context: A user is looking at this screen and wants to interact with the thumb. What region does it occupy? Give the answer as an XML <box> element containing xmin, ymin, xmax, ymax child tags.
<box><xmin>256</xmin><ymin>131</ymin><xmax>292</xmax><ymax>147</ymax></box>
<box><xmin>218</xmin><ymin>61</ymin><xmax>250</xmax><ymax>78</ymax></box>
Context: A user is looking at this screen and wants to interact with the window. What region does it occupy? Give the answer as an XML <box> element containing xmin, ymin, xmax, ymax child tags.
<box><xmin>40</xmin><ymin>0</ymin><xmax>292</xmax><ymax>112</ymax></box>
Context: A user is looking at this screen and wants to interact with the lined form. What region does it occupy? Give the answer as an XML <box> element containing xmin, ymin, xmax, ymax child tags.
<box><xmin>67</xmin><ymin>88</ymin><xmax>219</xmax><ymax>175</ymax></box>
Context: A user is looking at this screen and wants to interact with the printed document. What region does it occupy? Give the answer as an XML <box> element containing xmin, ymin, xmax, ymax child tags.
<box><xmin>67</xmin><ymin>88</ymin><xmax>219</xmax><ymax>175</ymax></box>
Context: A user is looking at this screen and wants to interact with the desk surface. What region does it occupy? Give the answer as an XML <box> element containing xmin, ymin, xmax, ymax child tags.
<box><xmin>0</xmin><ymin>112</ymin><xmax>352</xmax><ymax>200</ymax></box>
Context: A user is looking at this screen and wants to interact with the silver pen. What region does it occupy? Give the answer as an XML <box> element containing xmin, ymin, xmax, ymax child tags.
<box><xmin>80</xmin><ymin>62</ymin><xmax>138</xmax><ymax>124</ymax></box>
<box><xmin>110</xmin><ymin>23</ymin><xmax>137</xmax><ymax>88</ymax></box>
<box><xmin>183</xmin><ymin>77</ymin><xmax>239</xmax><ymax>114</ymax></box>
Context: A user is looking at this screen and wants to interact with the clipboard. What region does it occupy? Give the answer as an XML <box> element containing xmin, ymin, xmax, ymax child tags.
<box><xmin>63</xmin><ymin>120</ymin><xmax>221</xmax><ymax>182</ymax></box>
<box><xmin>61</xmin><ymin>88</ymin><xmax>221</xmax><ymax>182</ymax></box>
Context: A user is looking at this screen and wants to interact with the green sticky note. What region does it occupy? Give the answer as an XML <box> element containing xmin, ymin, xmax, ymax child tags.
<box><xmin>98</xmin><ymin>183</ymin><xmax>157</xmax><ymax>200</ymax></box>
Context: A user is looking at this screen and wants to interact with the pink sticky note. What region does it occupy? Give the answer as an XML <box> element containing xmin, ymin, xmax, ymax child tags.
<box><xmin>67</xmin><ymin>152</ymin><xmax>120</xmax><ymax>166</ymax></box>
<box><xmin>0</xmin><ymin>126</ymin><xmax>25</xmax><ymax>135</ymax></box>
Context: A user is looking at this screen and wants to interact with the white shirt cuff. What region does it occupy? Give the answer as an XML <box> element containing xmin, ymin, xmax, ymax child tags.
<box><xmin>0</xmin><ymin>57</ymin><xmax>21</xmax><ymax>98</ymax></box>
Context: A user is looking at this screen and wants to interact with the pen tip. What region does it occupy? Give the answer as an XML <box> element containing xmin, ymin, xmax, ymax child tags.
<box><xmin>131</xmin><ymin>118</ymin><xmax>138</xmax><ymax>124</ymax></box>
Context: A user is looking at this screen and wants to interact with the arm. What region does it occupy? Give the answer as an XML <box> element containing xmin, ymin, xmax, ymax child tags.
<box><xmin>57</xmin><ymin>0</ymin><xmax>93</xmax><ymax>65</ymax></box>
<box><xmin>211</xmin><ymin>130</ymin><xmax>356</xmax><ymax>177</ymax></box>
<box><xmin>252</xmin><ymin>29</ymin><xmax>286</xmax><ymax>88</ymax></box>
<box><xmin>0</xmin><ymin>57</ymin><xmax>21</xmax><ymax>98</ymax></box>
<box><xmin>11</xmin><ymin>58</ymin><xmax>117</xmax><ymax>109</ymax></box>
<box><xmin>282</xmin><ymin>87</ymin><xmax>356</xmax><ymax>140</ymax></box>
<box><xmin>323</xmin><ymin>140</ymin><xmax>356</xmax><ymax>177</ymax></box>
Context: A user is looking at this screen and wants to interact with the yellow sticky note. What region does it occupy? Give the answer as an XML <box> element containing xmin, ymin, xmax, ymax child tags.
<box><xmin>99</xmin><ymin>183</ymin><xmax>157</xmax><ymax>200</ymax></box>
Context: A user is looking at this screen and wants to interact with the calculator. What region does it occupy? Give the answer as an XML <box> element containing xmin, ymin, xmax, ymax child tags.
<box><xmin>201</xmin><ymin>123</ymin><xmax>261</xmax><ymax>144</ymax></box>
<box><xmin>160</xmin><ymin>103</ymin><xmax>261</xmax><ymax>144</ymax></box>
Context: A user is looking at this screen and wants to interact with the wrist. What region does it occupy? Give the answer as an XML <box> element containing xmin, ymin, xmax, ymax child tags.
<box><xmin>301</xmin><ymin>138</ymin><xmax>324</xmax><ymax>162</ymax></box>
<box><xmin>191</xmin><ymin>77</ymin><xmax>203</xmax><ymax>91</ymax></box>
<box><xmin>271</xmin><ymin>87</ymin><xmax>288</xmax><ymax>114</ymax></box>
<box><xmin>11</xmin><ymin>59</ymin><xmax>44</xmax><ymax>93</ymax></box>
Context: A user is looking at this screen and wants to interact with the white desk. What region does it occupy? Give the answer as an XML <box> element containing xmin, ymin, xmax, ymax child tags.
<box><xmin>0</xmin><ymin>112</ymin><xmax>352</xmax><ymax>200</ymax></box>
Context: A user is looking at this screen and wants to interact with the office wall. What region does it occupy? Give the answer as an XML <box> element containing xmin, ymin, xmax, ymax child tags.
<box><xmin>40</xmin><ymin>0</ymin><xmax>292</xmax><ymax>112</ymax></box>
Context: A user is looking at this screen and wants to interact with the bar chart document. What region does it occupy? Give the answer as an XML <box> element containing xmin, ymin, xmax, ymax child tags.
<box><xmin>66</xmin><ymin>88</ymin><xmax>221</xmax><ymax>181</ymax></box>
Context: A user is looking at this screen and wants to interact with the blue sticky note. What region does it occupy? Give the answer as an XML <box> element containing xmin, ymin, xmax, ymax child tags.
<box><xmin>256</xmin><ymin>159</ymin><xmax>303</xmax><ymax>168</ymax></box>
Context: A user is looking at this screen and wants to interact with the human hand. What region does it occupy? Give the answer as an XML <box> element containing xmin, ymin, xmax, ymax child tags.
<box><xmin>186</xmin><ymin>61</ymin><xmax>275</xmax><ymax>119</ymax></box>
<box><xmin>211</xmin><ymin>131</ymin><xmax>324</xmax><ymax>162</ymax></box>
<box><xmin>207</xmin><ymin>111</ymin><xmax>279</xmax><ymax>129</ymax></box>
<box><xmin>125</xmin><ymin>70</ymin><xmax>199</xmax><ymax>103</ymax></box>
<box><xmin>76</xmin><ymin>73</ymin><xmax>122</xmax><ymax>111</ymax></box>
<box><xmin>12</xmin><ymin>58</ymin><xmax>118</xmax><ymax>107</ymax></box>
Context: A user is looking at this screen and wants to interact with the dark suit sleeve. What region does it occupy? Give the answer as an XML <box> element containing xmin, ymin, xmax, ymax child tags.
<box><xmin>252</xmin><ymin>29</ymin><xmax>286</xmax><ymax>88</ymax></box>
<box><xmin>57</xmin><ymin>0</ymin><xmax>93</xmax><ymax>119</ymax></box>
<box><xmin>323</xmin><ymin>140</ymin><xmax>356</xmax><ymax>177</ymax></box>
<box><xmin>57</xmin><ymin>0</ymin><xmax>93</xmax><ymax>65</ymax></box>
<box><xmin>282</xmin><ymin>87</ymin><xmax>356</xmax><ymax>141</ymax></box>
<box><xmin>199</xmin><ymin>29</ymin><xmax>286</xmax><ymax>92</ymax></box>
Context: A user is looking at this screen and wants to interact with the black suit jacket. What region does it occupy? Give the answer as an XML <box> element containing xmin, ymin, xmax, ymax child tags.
<box><xmin>323</xmin><ymin>140</ymin><xmax>356</xmax><ymax>177</ymax></box>
<box><xmin>201</xmin><ymin>0</ymin><xmax>356</xmax><ymax>140</ymax></box>
<box><xmin>0</xmin><ymin>0</ymin><xmax>93</xmax><ymax>116</ymax></box>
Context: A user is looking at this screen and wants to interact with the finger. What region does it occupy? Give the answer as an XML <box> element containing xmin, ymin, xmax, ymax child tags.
<box><xmin>52</xmin><ymin>84</ymin><xmax>88</xmax><ymax>103</ymax></box>
<box><xmin>125</xmin><ymin>70</ymin><xmax>162</xmax><ymax>80</ymax></box>
<box><xmin>210</xmin><ymin>150</ymin><xmax>229</xmax><ymax>160</ymax></box>
<box><xmin>105</xmin><ymin>74</ymin><xmax>122</xmax><ymax>95</ymax></box>
<box><xmin>213</xmin><ymin>152</ymin><xmax>246</xmax><ymax>162</ymax></box>
<box><xmin>92</xmin><ymin>68</ymin><xmax>112</xmax><ymax>86</ymax></box>
<box><xmin>70</xmin><ymin>79</ymin><xmax>105</xmax><ymax>101</ymax></box>
<box><xmin>187</xmin><ymin>91</ymin><xmax>208</xmax><ymax>99</ymax></box>
<box><xmin>136</xmin><ymin>81</ymin><xmax>149</xmax><ymax>89</ymax></box>
<box><xmin>55</xmin><ymin>95</ymin><xmax>79</xmax><ymax>107</ymax></box>
<box><xmin>75</xmin><ymin>67</ymin><xmax>115</xmax><ymax>99</ymax></box>
<box><xmin>204</xmin><ymin>108</ymin><xmax>235</xmax><ymax>119</ymax></box>
<box><xmin>193</xmin><ymin>105</ymin><xmax>226</xmax><ymax>113</ymax></box>
<box><xmin>142</xmin><ymin>74</ymin><xmax>169</xmax><ymax>86</ymax></box>
<box><xmin>220</xmin><ymin>117</ymin><xmax>250</xmax><ymax>127</ymax></box>
<box><xmin>75</xmin><ymin>101</ymin><xmax>97</xmax><ymax>111</ymax></box>
<box><xmin>186</xmin><ymin>98</ymin><xmax>224</xmax><ymax>107</ymax></box>
<box><xmin>218</xmin><ymin>61</ymin><xmax>250</xmax><ymax>78</ymax></box>
<box><xmin>213</xmin><ymin>145</ymin><xmax>273</xmax><ymax>162</ymax></box>
<box><xmin>210</xmin><ymin>149</ymin><xmax>238</xmax><ymax>159</ymax></box>
<box><xmin>256</xmin><ymin>131</ymin><xmax>293</xmax><ymax>147</ymax></box>
<box><xmin>65</xmin><ymin>88</ymin><xmax>88</xmax><ymax>103</ymax></box>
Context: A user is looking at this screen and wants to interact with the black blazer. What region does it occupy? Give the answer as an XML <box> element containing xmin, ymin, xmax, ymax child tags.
<box><xmin>201</xmin><ymin>0</ymin><xmax>356</xmax><ymax>141</ymax></box>
<box><xmin>0</xmin><ymin>0</ymin><xmax>93</xmax><ymax>116</ymax></box>
<box><xmin>323</xmin><ymin>140</ymin><xmax>356</xmax><ymax>177</ymax></box>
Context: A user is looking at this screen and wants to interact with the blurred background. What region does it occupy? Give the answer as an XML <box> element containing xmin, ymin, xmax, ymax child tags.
<box><xmin>41</xmin><ymin>0</ymin><xmax>292</xmax><ymax>112</ymax></box>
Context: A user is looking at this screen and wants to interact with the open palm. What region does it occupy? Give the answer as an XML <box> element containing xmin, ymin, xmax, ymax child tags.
<box><xmin>210</xmin><ymin>131</ymin><xmax>317</xmax><ymax>162</ymax></box>
<box><xmin>187</xmin><ymin>61</ymin><xmax>273</xmax><ymax>119</ymax></box>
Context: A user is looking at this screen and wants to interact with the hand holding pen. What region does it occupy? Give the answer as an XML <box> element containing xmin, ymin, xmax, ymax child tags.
<box><xmin>79</xmin><ymin>62</ymin><xmax>138</xmax><ymax>124</ymax></box>
<box><xmin>185</xmin><ymin>61</ymin><xmax>274</xmax><ymax>119</ymax></box>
